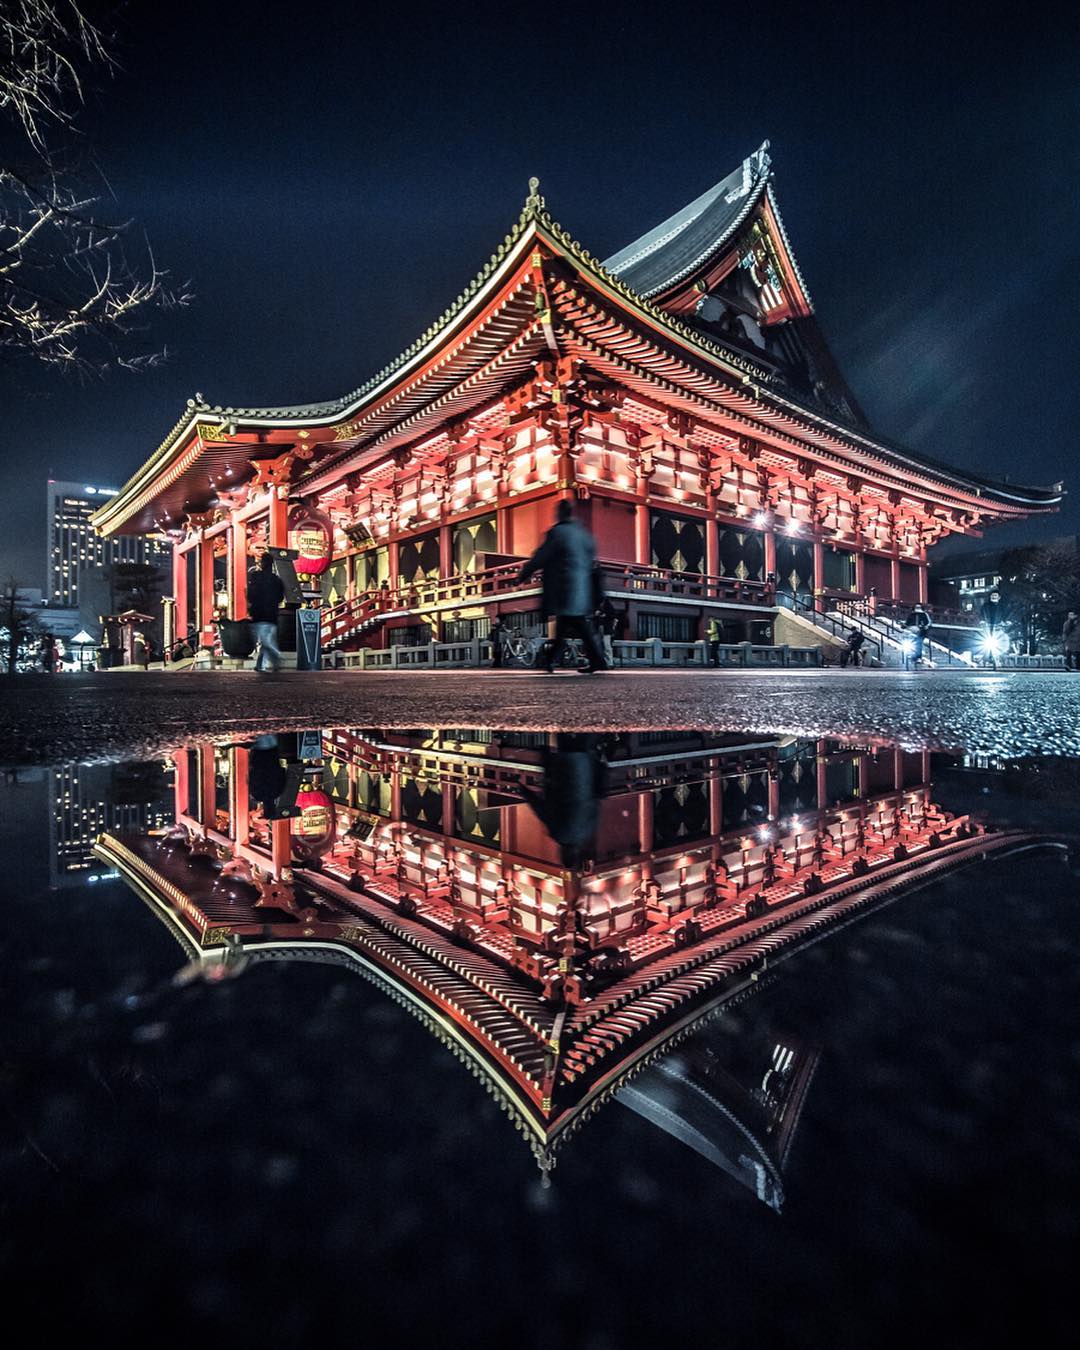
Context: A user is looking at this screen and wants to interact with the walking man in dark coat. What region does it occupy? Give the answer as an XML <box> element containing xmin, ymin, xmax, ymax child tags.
<box><xmin>248</xmin><ymin>553</ymin><xmax>285</xmax><ymax>673</ymax></box>
<box><xmin>489</xmin><ymin>616</ymin><xmax>505</xmax><ymax>668</ymax></box>
<box><xmin>517</xmin><ymin>500</ymin><xmax>606</xmax><ymax>673</ymax></box>
<box><xmin>1063</xmin><ymin>610</ymin><xmax>1080</xmax><ymax>671</ymax></box>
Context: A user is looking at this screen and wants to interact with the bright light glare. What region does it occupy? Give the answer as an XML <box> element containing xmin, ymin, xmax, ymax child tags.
<box><xmin>753</xmin><ymin>511</ymin><xmax>768</xmax><ymax>528</ymax></box>
<box><xmin>976</xmin><ymin>630</ymin><xmax>1009</xmax><ymax>658</ymax></box>
<box><xmin>785</xmin><ymin>518</ymin><xmax>800</xmax><ymax>534</ymax></box>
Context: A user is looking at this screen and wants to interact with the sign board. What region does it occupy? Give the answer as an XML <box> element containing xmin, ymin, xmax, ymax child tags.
<box><xmin>296</xmin><ymin>607</ymin><xmax>322</xmax><ymax>671</ymax></box>
<box><xmin>298</xmin><ymin>730</ymin><xmax>323</xmax><ymax>762</ymax></box>
<box><xmin>266</xmin><ymin>547</ymin><xmax>305</xmax><ymax>604</ymax></box>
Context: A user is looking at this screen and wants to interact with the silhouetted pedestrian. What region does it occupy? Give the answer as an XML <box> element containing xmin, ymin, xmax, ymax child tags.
<box><xmin>518</xmin><ymin>500</ymin><xmax>606</xmax><ymax>673</ymax></box>
<box><xmin>596</xmin><ymin>597</ymin><xmax>618</xmax><ymax>667</ymax></box>
<box><xmin>1063</xmin><ymin>610</ymin><xmax>1080</xmax><ymax>671</ymax></box>
<box><xmin>248</xmin><ymin>553</ymin><xmax>285</xmax><ymax>673</ymax></box>
<box><xmin>706</xmin><ymin>616</ymin><xmax>721</xmax><ymax>666</ymax></box>
<box><xmin>490</xmin><ymin>616</ymin><xmax>505</xmax><ymax>668</ymax></box>
<box><xmin>840</xmin><ymin>629</ymin><xmax>865</xmax><ymax>668</ymax></box>
<box><xmin>905</xmin><ymin>603</ymin><xmax>931</xmax><ymax>665</ymax></box>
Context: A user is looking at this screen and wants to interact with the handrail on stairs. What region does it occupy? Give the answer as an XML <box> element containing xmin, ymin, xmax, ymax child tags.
<box><xmin>813</xmin><ymin>595</ymin><xmax>973</xmax><ymax>667</ymax></box>
<box><xmin>777</xmin><ymin>592</ymin><xmax>884</xmax><ymax>665</ymax></box>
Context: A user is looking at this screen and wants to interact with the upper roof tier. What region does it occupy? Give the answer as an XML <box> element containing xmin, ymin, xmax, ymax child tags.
<box><xmin>603</xmin><ymin>142</ymin><xmax>779</xmax><ymax>299</ymax></box>
<box><xmin>91</xmin><ymin>149</ymin><xmax>1063</xmax><ymax>539</ymax></box>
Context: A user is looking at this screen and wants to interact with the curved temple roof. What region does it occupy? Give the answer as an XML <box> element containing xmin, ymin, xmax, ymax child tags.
<box><xmin>602</xmin><ymin>141</ymin><xmax>775</xmax><ymax>298</ymax></box>
<box><xmin>91</xmin><ymin>147</ymin><xmax>1064</xmax><ymax>537</ymax></box>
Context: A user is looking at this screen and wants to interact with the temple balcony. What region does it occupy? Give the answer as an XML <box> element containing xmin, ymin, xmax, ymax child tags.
<box><xmin>321</xmin><ymin>559</ymin><xmax>777</xmax><ymax>649</ymax></box>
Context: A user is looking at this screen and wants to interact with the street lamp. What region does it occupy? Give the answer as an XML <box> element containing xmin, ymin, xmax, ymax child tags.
<box><xmin>71</xmin><ymin>629</ymin><xmax>96</xmax><ymax>671</ymax></box>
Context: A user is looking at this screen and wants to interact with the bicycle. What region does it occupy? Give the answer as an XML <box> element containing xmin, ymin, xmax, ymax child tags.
<box><xmin>500</xmin><ymin>631</ymin><xmax>585</xmax><ymax>669</ymax></box>
<box><xmin>501</xmin><ymin>632</ymin><xmax>545</xmax><ymax>667</ymax></box>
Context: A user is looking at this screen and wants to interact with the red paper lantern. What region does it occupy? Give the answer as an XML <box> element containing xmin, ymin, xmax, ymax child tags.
<box><xmin>288</xmin><ymin>506</ymin><xmax>333</xmax><ymax>576</ymax></box>
<box><xmin>292</xmin><ymin>788</ymin><xmax>335</xmax><ymax>857</ymax></box>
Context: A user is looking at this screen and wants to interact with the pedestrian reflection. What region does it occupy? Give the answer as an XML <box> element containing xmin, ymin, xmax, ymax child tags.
<box><xmin>518</xmin><ymin>733</ymin><xmax>606</xmax><ymax>868</ymax></box>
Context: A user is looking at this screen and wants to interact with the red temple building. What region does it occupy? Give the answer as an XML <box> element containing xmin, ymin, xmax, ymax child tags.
<box><xmin>90</xmin><ymin>144</ymin><xmax>1062</xmax><ymax>665</ymax></box>
<box><xmin>96</xmin><ymin>728</ymin><xmax>1039</xmax><ymax>1168</ymax></box>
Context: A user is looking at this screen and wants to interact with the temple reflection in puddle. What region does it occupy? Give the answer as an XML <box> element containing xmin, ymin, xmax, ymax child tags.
<box><xmin>94</xmin><ymin>728</ymin><xmax>1038</xmax><ymax>1199</ymax></box>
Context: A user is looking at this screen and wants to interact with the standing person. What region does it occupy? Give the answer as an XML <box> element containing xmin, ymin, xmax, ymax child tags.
<box><xmin>705</xmin><ymin>616</ymin><xmax>721</xmax><ymax>666</ymax></box>
<box><xmin>905</xmin><ymin>603</ymin><xmax>931</xmax><ymax>666</ymax></box>
<box><xmin>517</xmin><ymin>500</ymin><xmax>607</xmax><ymax>673</ymax></box>
<box><xmin>133</xmin><ymin>630</ymin><xmax>149</xmax><ymax>669</ymax></box>
<box><xmin>982</xmin><ymin>590</ymin><xmax>1004</xmax><ymax>633</ymax></box>
<box><xmin>248</xmin><ymin>553</ymin><xmax>285</xmax><ymax>674</ymax></box>
<box><xmin>1063</xmin><ymin>610</ymin><xmax>1080</xmax><ymax>671</ymax></box>
<box><xmin>840</xmin><ymin>629</ymin><xmax>865</xmax><ymax>668</ymax></box>
<box><xmin>596</xmin><ymin>597</ymin><xmax>618</xmax><ymax>668</ymax></box>
<box><xmin>489</xmin><ymin>615</ymin><xmax>504</xmax><ymax>668</ymax></box>
<box><xmin>980</xmin><ymin>590</ymin><xmax>1005</xmax><ymax>668</ymax></box>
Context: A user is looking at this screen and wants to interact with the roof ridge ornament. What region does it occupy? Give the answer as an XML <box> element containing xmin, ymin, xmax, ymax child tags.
<box><xmin>524</xmin><ymin>175</ymin><xmax>545</xmax><ymax>218</ymax></box>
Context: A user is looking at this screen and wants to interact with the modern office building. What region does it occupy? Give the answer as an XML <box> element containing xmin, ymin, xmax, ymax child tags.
<box><xmin>47</xmin><ymin>480</ymin><xmax>169</xmax><ymax>606</ymax></box>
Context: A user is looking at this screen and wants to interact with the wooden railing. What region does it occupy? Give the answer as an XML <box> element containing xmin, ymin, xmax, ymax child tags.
<box><xmin>830</xmin><ymin>596</ymin><xmax>979</xmax><ymax>629</ymax></box>
<box><xmin>322</xmin><ymin>559</ymin><xmax>777</xmax><ymax>647</ymax></box>
<box><xmin>326</xmin><ymin>637</ymin><xmax>822</xmax><ymax>671</ymax></box>
<box><xmin>601</xmin><ymin>563</ymin><xmax>772</xmax><ymax>606</ymax></box>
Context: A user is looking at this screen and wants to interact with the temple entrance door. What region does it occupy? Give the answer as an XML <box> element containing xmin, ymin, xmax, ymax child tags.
<box><xmin>775</xmin><ymin>537</ymin><xmax>814</xmax><ymax>603</ymax></box>
<box><xmin>716</xmin><ymin>524</ymin><xmax>765</xmax><ymax>582</ymax></box>
<box><xmin>822</xmin><ymin>547</ymin><xmax>856</xmax><ymax>593</ymax></box>
<box><xmin>650</xmin><ymin>510</ymin><xmax>705</xmax><ymax>574</ymax></box>
<box><xmin>453</xmin><ymin>513</ymin><xmax>498</xmax><ymax>575</ymax></box>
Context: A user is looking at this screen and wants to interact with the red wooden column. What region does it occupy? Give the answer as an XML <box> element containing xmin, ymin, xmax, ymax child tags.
<box><xmin>439</xmin><ymin>524</ymin><xmax>453</xmax><ymax>579</ymax></box>
<box><xmin>270</xmin><ymin>818</ymin><xmax>292</xmax><ymax>878</ymax></box>
<box><xmin>816</xmin><ymin>740</ymin><xmax>829</xmax><ymax>809</ymax></box>
<box><xmin>231</xmin><ymin>746</ymin><xmax>250</xmax><ymax>850</ymax></box>
<box><xmin>916</xmin><ymin>558</ymin><xmax>929</xmax><ymax>604</ymax></box>
<box><xmin>199</xmin><ymin>744</ymin><xmax>216</xmax><ymax>828</ymax></box>
<box><xmin>162</xmin><ymin>597</ymin><xmax>176</xmax><ymax>655</ymax></box>
<box><xmin>173</xmin><ymin>544</ymin><xmax>188</xmax><ymax>641</ymax></box>
<box><xmin>229</xmin><ymin>514</ymin><xmax>248</xmax><ymax>619</ymax></box>
<box><xmin>268</xmin><ymin>491</ymin><xmax>288</xmax><ymax>549</ymax></box>
<box><xmin>709</xmin><ymin>770</ymin><xmax>723</xmax><ymax>836</ymax></box>
<box><xmin>635</xmin><ymin>501</ymin><xmax>650</xmax><ymax>565</ymax></box>
<box><xmin>174</xmin><ymin>747</ymin><xmax>190</xmax><ymax>819</ymax></box>
<box><xmin>854</xmin><ymin>550</ymin><xmax>866</xmax><ymax>596</ymax></box>
<box><xmin>889</xmin><ymin>552</ymin><xmax>902</xmax><ymax>602</ymax></box>
<box><xmin>197</xmin><ymin>536</ymin><xmax>215</xmax><ymax>638</ymax></box>
<box><xmin>813</xmin><ymin>536</ymin><xmax>825</xmax><ymax>597</ymax></box>
<box><xmin>763</xmin><ymin>523</ymin><xmax>777</xmax><ymax>587</ymax></box>
<box><xmin>638</xmin><ymin>791</ymin><xmax>654</xmax><ymax>854</ymax></box>
<box><xmin>705</xmin><ymin>516</ymin><xmax>719</xmax><ymax>578</ymax></box>
<box><xmin>634</xmin><ymin>459</ymin><xmax>651</xmax><ymax>565</ymax></box>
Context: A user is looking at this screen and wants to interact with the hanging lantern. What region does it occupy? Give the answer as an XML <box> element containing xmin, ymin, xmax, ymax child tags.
<box><xmin>292</xmin><ymin>787</ymin><xmax>336</xmax><ymax>857</ymax></box>
<box><xmin>288</xmin><ymin>505</ymin><xmax>333</xmax><ymax>576</ymax></box>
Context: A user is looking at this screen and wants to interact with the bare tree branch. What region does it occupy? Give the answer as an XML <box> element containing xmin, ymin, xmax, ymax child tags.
<box><xmin>0</xmin><ymin>2</ymin><xmax>189</xmax><ymax>375</ymax></box>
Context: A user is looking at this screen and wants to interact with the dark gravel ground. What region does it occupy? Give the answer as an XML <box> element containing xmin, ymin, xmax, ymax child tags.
<box><xmin>2</xmin><ymin>667</ymin><xmax>1080</xmax><ymax>764</ymax></box>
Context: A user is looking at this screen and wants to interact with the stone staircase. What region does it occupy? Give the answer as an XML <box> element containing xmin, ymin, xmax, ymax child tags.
<box><xmin>778</xmin><ymin>595</ymin><xmax>976</xmax><ymax>668</ymax></box>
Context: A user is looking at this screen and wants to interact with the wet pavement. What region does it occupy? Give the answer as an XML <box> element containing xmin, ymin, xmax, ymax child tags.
<box><xmin>3</xmin><ymin>667</ymin><xmax>1080</xmax><ymax>764</ymax></box>
<box><xmin>3</xmin><ymin>699</ymin><xmax>1080</xmax><ymax>1348</ymax></box>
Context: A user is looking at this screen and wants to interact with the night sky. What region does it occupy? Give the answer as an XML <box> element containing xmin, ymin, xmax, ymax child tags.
<box><xmin>2</xmin><ymin>0</ymin><xmax>1077</xmax><ymax>585</ymax></box>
